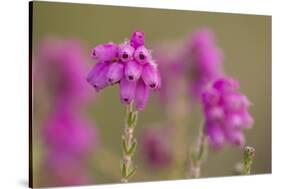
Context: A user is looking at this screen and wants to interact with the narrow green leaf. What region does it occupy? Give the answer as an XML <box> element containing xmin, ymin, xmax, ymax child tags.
<box><xmin>132</xmin><ymin>111</ymin><xmax>138</xmax><ymax>124</ymax></box>
<box><xmin>122</xmin><ymin>137</ymin><xmax>129</xmax><ymax>154</ymax></box>
<box><xmin>127</xmin><ymin>140</ymin><xmax>137</xmax><ymax>156</ymax></box>
<box><xmin>127</xmin><ymin>112</ymin><xmax>133</xmax><ymax>126</ymax></box>
<box><xmin>122</xmin><ymin>163</ymin><xmax>127</xmax><ymax>178</ymax></box>
<box><xmin>127</xmin><ymin>166</ymin><xmax>137</xmax><ymax>179</ymax></box>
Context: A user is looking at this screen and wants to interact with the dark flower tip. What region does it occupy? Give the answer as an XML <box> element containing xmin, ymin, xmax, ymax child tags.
<box><xmin>123</xmin><ymin>98</ymin><xmax>129</xmax><ymax>102</ymax></box>
<box><xmin>122</xmin><ymin>54</ymin><xmax>128</xmax><ymax>59</ymax></box>
<box><xmin>139</xmin><ymin>54</ymin><xmax>145</xmax><ymax>60</ymax></box>
<box><xmin>150</xmin><ymin>83</ymin><xmax>156</xmax><ymax>88</ymax></box>
<box><xmin>108</xmin><ymin>78</ymin><xmax>113</xmax><ymax>84</ymax></box>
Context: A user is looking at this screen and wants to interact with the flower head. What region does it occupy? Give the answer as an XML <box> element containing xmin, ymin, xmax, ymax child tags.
<box><xmin>87</xmin><ymin>31</ymin><xmax>161</xmax><ymax>110</ymax></box>
<box><xmin>201</xmin><ymin>77</ymin><xmax>253</xmax><ymax>149</ymax></box>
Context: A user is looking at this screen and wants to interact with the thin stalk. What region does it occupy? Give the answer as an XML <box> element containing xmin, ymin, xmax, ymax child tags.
<box><xmin>243</xmin><ymin>146</ymin><xmax>255</xmax><ymax>175</ymax></box>
<box><xmin>189</xmin><ymin>123</ymin><xmax>208</xmax><ymax>178</ymax></box>
<box><xmin>121</xmin><ymin>102</ymin><xmax>138</xmax><ymax>183</ymax></box>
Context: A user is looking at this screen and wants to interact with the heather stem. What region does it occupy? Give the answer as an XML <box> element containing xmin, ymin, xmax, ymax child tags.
<box><xmin>121</xmin><ymin>102</ymin><xmax>138</xmax><ymax>183</ymax></box>
<box><xmin>189</xmin><ymin>124</ymin><xmax>208</xmax><ymax>178</ymax></box>
<box><xmin>243</xmin><ymin>146</ymin><xmax>255</xmax><ymax>175</ymax></box>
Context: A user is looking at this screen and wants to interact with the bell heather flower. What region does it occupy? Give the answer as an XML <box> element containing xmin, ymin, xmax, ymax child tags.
<box><xmin>140</xmin><ymin>125</ymin><xmax>173</xmax><ymax>168</ymax></box>
<box><xmin>135</xmin><ymin>79</ymin><xmax>150</xmax><ymax>111</ymax></box>
<box><xmin>186</xmin><ymin>29</ymin><xmax>223</xmax><ymax>98</ymax></box>
<box><xmin>87</xmin><ymin>31</ymin><xmax>161</xmax><ymax>110</ymax></box>
<box><xmin>125</xmin><ymin>60</ymin><xmax>143</xmax><ymax>82</ymax></box>
<box><xmin>120</xmin><ymin>78</ymin><xmax>137</xmax><ymax>104</ymax></box>
<box><xmin>91</xmin><ymin>42</ymin><xmax>119</xmax><ymax>63</ymax></box>
<box><xmin>119</xmin><ymin>42</ymin><xmax>135</xmax><ymax>62</ymax></box>
<box><xmin>87</xmin><ymin>62</ymin><xmax>110</xmax><ymax>92</ymax></box>
<box><xmin>201</xmin><ymin>77</ymin><xmax>254</xmax><ymax>149</ymax></box>
<box><xmin>134</xmin><ymin>46</ymin><xmax>152</xmax><ymax>65</ymax></box>
<box><xmin>106</xmin><ymin>62</ymin><xmax>124</xmax><ymax>85</ymax></box>
<box><xmin>142</xmin><ymin>62</ymin><xmax>161</xmax><ymax>89</ymax></box>
<box><xmin>130</xmin><ymin>31</ymin><xmax>145</xmax><ymax>48</ymax></box>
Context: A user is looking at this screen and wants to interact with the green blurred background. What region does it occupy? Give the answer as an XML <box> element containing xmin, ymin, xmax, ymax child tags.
<box><xmin>31</xmin><ymin>1</ymin><xmax>271</xmax><ymax>186</ymax></box>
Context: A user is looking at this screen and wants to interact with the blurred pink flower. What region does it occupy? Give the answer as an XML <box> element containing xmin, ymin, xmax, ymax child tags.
<box><xmin>154</xmin><ymin>29</ymin><xmax>223</xmax><ymax>104</ymax></box>
<box><xmin>36</xmin><ymin>38</ymin><xmax>93</xmax><ymax>107</ymax></box>
<box><xmin>202</xmin><ymin>77</ymin><xmax>254</xmax><ymax>149</ymax></box>
<box><xmin>42</xmin><ymin>105</ymin><xmax>98</xmax><ymax>157</ymax></box>
<box><xmin>140</xmin><ymin>125</ymin><xmax>173</xmax><ymax>169</ymax></box>
<box><xmin>185</xmin><ymin>29</ymin><xmax>223</xmax><ymax>98</ymax></box>
<box><xmin>44</xmin><ymin>152</ymin><xmax>92</xmax><ymax>186</ymax></box>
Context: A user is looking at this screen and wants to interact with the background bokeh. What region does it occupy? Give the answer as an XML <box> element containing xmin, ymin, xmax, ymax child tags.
<box><xmin>31</xmin><ymin>1</ymin><xmax>271</xmax><ymax>187</ymax></box>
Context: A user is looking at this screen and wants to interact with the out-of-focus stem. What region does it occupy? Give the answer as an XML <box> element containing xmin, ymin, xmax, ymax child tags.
<box><xmin>169</xmin><ymin>80</ymin><xmax>190</xmax><ymax>179</ymax></box>
<box><xmin>121</xmin><ymin>103</ymin><xmax>138</xmax><ymax>183</ymax></box>
<box><xmin>189</xmin><ymin>124</ymin><xmax>207</xmax><ymax>178</ymax></box>
<box><xmin>243</xmin><ymin>146</ymin><xmax>255</xmax><ymax>175</ymax></box>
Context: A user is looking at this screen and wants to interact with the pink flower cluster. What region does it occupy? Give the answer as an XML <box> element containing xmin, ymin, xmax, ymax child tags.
<box><xmin>36</xmin><ymin>38</ymin><xmax>92</xmax><ymax>107</ymax></box>
<box><xmin>202</xmin><ymin>77</ymin><xmax>254</xmax><ymax>149</ymax></box>
<box><xmin>36</xmin><ymin>38</ymin><xmax>98</xmax><ymax>186</ymax></box>
<box><xmin>42</xmin><ymin>106</ymin><xmax>98</xmax><ymax>158</ymax></box>
<box><xmin>87</xmin><ymin>31</ymin><xmax>161</xmax><ymax>110</ymax></box>
<box><xmin>185</xmin><ymin>29</ymin><xmax>223</xmax><ymax>98</ymax></box>
<box><xmin>154</xmin><ymin>29</ymin><xmax>223</xmax><ymax>104</ymax></box>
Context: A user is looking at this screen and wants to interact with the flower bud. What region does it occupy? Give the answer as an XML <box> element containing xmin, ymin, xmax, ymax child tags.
<box><xmin>86</xmin><ymin>62</ymin><xmax>110</xmax><ymax>92</ymax></box>
<box><xmin>106</xmin><ymin>62</ymin><xmax>124</xmax><ymax>85</ymax></box>
<box><xmin>91</xmin><ymin>42</ymin><xmax>119</xmax><ymax>63</ymax></box>
<box><xmin>135</xmin><ymin>79</ymin><xmax>150</xmax><ymax>111</ymax></box>
<box><xmin>130</xmin><ymin>31</ymin><xmax>145</xmax><ymax>49</ymax></box>
<box><xmin>223</xmin><ymin>93</ymin><xmax>250</xmax><ymax>112</ymax></box>
<box><xmin>213</xmin><ymin>77</ymin><xmax>239</xmax><ymax>94</ymax></box>
<box><xmin>205</xmin><ymin>106</ymin><xmax>224</xmax><ymax>122</ymax></box>
<box><xmin>202</xmin><ymin>88</ymin><xmax>220</xmax><ymax>107</ymax></box>
<box><xmin>134</xmin><ymin>46</ymin><xmax>152</xmax><ymax>64</ymax></box>
<box><xmin>142</xmin><ymin>63</ymin><xmax>161</xmax><ymax>89</ymax></box>
<box><xmin>119</xmin><ymin>78</ymin><xmax>137</xmax><ymax>104</ymax></box>
<box><xmin>225</xmin><ymin>129</ymin><xmax>245</xmax><ymax>147</ymax></box>
<box><xmin>205</xmin><ymin>123</ymin><xmax>225</xmax><ymax>149</ymax></box>
<box><xmin>125</xmin><ymin>61</ymin><xmax>143</xmax><ymax>82</ymax></box>
<box><xmin>119</xmin><ymin>43</ymin><xmax>135</xmax><ymax>62</ymax></box>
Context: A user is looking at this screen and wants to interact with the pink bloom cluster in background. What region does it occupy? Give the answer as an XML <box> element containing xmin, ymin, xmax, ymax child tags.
<box><xmin>185</xmin><ymin>30</ymin><xmax>223</xmax><ymax>99</ymax></box>
<box><xmin>42</xmin><ymin>107</ymin><xmax>97</xmax><ymax>185</ymax></box>
<box><xmin>87</xmin><ymin>31</ymin><xmax>161</xmax><ymax>110</ymax></box>
<box><xmin>155</xmin><ymin>29</ymin><xmax>223</xmax><ymax>104</ymax></box>
<box><xmin>42</xmin><ymin>106</ymin><xmax>98</xmax><ymax>157</ymax></box>
<box><xmin>36</xmin><ymin>38</ymin><xmax>93</xmax><ymax>107</ymax></box>
<box><xmin>154</xmin><ymin>43</ymin><xmax>185</xmax><ymax>105</ymax></box>
<box><xmin>202</xmin><ymin>77</ymin><xmax>254</xmax><ymax>149</ymax></box>
<box><xmin>36</xmin><ymin>38</ymin><xmax>98</xmax><ymax>186</ymax></box>
<box><xmin>44</xmin><ymin>152</ymin><xmax>92</xmax><ymax>186</ymax></box>
<box><xmin>155</xmin><ymin>29</ymin><xmax>253</xmax><ymax>150</ymax></box>
<box><xmin>140</xmin><ymin>125</ymin><xmax>173</xmax><ymax>168</ymax></box>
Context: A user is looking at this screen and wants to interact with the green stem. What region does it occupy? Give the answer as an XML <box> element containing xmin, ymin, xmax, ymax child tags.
<box><xmin>243</xmin><ymin>146</ymin><xmax>255</xmax><ymax>175</ymax></box>
<box><xmin>121</xmin><ymin>103</ymin><xmax>138</xmax><ymax>183</ymax></box>
<box><xmin>189</xmin><ymin>123</ymin><xmax>208</xmax><ymax>178</ymax></box>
